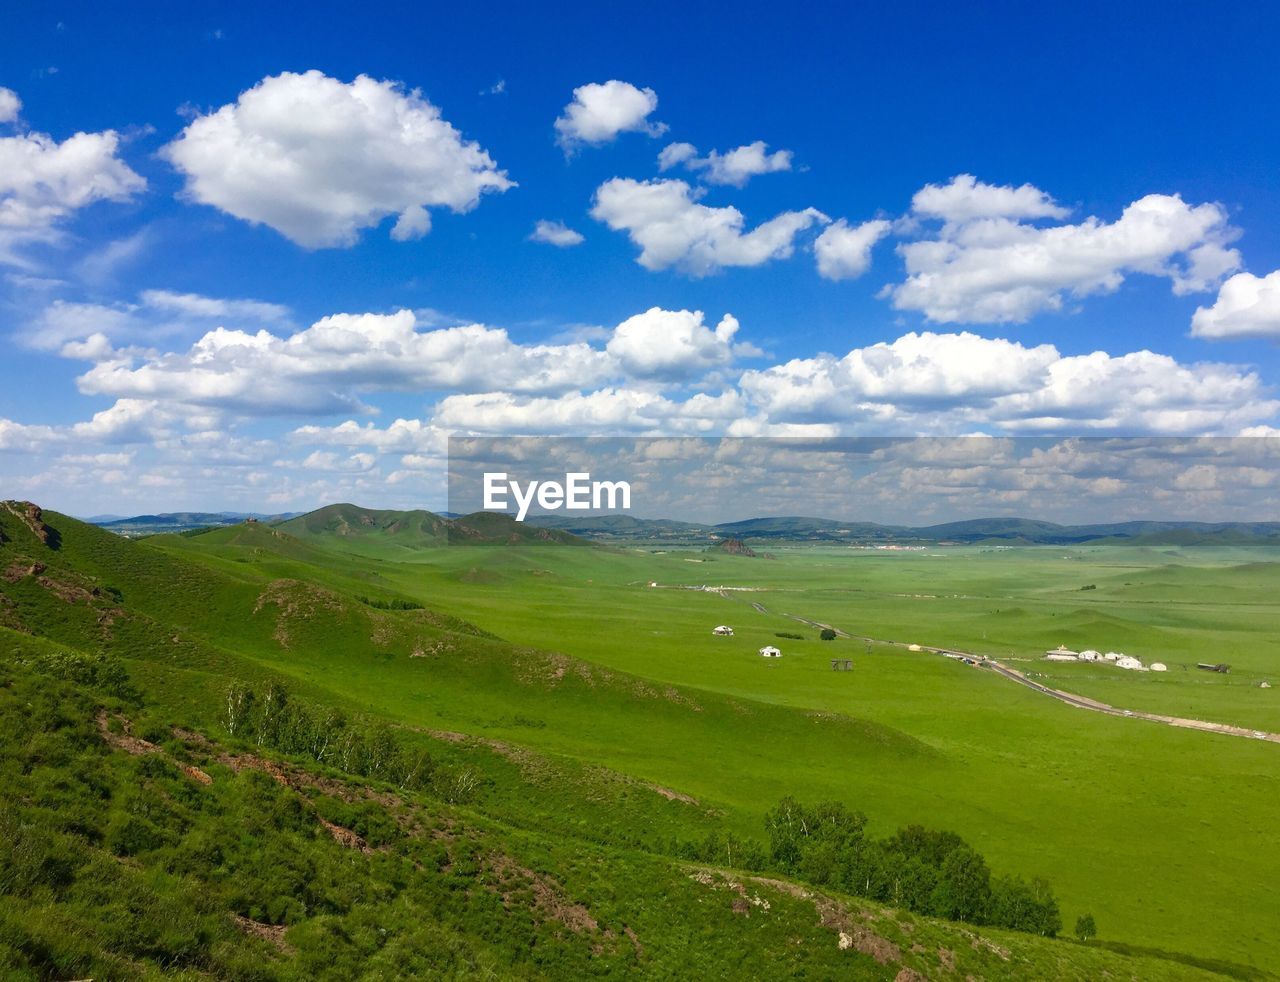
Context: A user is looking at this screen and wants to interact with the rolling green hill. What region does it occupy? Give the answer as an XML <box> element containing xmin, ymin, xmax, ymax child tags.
<box><xmin>1</xmin><ymin>500</ymin><xmax>1275</xmax><ymax>979</ymax></box>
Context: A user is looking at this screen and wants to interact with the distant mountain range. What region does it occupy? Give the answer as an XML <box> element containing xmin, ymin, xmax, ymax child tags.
<box><xmin>270</xmin><ymin>503</ymin><xmax>584</xmax><ymax>549</ymax></box>
<box><xmin>526</xmin><ymin>513</ymin><xmax>1280</xmax><ymax>546</ymax></box>
<box><xmin>91</xmin><ymin>511</ymin><xmax>303</xmax><ymax>536</ymax></box>
<box><xmin>91</xmin><ymin>506</ymin><xmax>1280</xmax><ymax>547</ymax></box>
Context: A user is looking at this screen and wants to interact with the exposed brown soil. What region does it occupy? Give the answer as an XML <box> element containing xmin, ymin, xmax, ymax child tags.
<box><xmin>232</xmin><ymin>914</ymin><xmax>293</xmax><ymax>953</ymax></box>
<box><xmin>1</xmin><ymin>501</ymin><xmax>53</xmax><ymax>545</ymax></box>
<box><xmin>486</xmin><ymin>852</ymin><xmax>602</xmax><ymax>936</ymax></box>
<box><xmin>95</xmin><ymin>710</ymin><xmax>160</xmax><ymax>756</ymax></box>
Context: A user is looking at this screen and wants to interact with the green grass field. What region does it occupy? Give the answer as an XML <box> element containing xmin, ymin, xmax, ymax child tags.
<box><xmin>4</xmin><ymin>504</ymin><xmax>1278</xmax><ymax>978</ymax></box>
<box><xmin>145</xmin><ymin>523</ymin><xmax>1280</xmax><ymax>972</ymax></box>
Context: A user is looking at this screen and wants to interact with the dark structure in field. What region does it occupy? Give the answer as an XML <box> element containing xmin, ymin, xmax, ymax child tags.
<box><xmin>1197</xmin><ymin>663</ymin><xmax>1231</xmax><ymax>674</ymax></box>
<box><xmin>831</xmin><ymin>659</ymin><xmax>852</xmax><ymax>671</ymax></box>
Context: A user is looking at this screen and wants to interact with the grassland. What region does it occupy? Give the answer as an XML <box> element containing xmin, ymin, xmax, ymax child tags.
<box><xmin>147</xmin><ymin>520</ymin><xmax>1280</xmax><ymax>973</ymax></box>
<box><xmin>3</xmin><ymin>503</ymin><xmax>1278</xmax><ymax>978</ymax></box>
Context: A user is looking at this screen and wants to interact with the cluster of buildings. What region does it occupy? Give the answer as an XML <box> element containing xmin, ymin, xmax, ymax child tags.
<box><xmin>1044</xmin><ymin>645</ymin><xmax>1167</xmax><ymax>672</ymax></box>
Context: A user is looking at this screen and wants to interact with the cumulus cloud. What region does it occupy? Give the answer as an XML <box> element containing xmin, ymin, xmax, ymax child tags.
<box><xmin>910</xmin><ymin>173</ymin><xmax>1070</xmax><ymax>223</ymax></box>
<box><xmin>162</xmin><ymin>70</ymin><xmax>513</xmax><ymax>248</ymax></box>
<box><xmin>554</xmin><ymin>80</ymin><xmax>666</xmax><ymax>151</ymax></box>
<box><xmin>657</xmin><ymin>140</ymin><xmax>792</xmax><ymax>187</ymax></box>
<box><xmin>739</xmin><ymin>332</ymin><xmax>1276</xmax><ymax>434</ymax></box>
<box><xmin>433</xmin><ymin>388</ymin><xmax>745</xmax><ymax>435</ymax></box>
<box><xmin>75</xmin><ymin>310</ymin><xmax>617</xmax><ymax>414</ymax></box>
<box><xmin>591</xmin><ymin>177</ymin><xmax>827</xmax><ymax>276</ymax></box>
<box><xmin>292</xmin><ymin>418</ymin><xmax>445</xmax><ymax>454</ymax></box>
<box><xmin>740</xmin><ymin>333</ymin><xmax>1061</xmax><ymax>421</ymax></box>
<box><xmin>0</xmin><ymin>91</ymin><xmax>145</xmax><ymax>264</ymax></box>
<box><xmin>529</xmin><ymin>219</ymin><xmax>585</xmax><ymax>247</ymax></box>
<box><xmin>888</xmin><ymin>177</ymin><xmax>1241</xmax><ymax>323</ymax></box>
<box><xmin>606</xmin><ymin>307</ymin><xmax>743</xmax><ymax>379</ymax></box>
<box><xmin>815</xmin><ymin>218</ymin><xmax>892</xmax><ymax>280</ymax></box>
<box><xmin>1191</xmin><ymin>270</ymin><xmax>1280</xmax><ymax>340</ymax></box>
<box><xmin>66</xmin><ymin>304</ymin><xmax>766</xmax><ymax>416</ymax></box>
<box><xmin>0</xmin><ymin>398</ymin><xmax>173</xmax><ymax>452</ymax></box>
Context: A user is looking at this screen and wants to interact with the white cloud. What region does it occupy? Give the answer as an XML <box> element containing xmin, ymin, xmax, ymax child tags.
<box><xmin>24</xmin><ymin>288</ymin><xmax>291</xmax><ymax>351</ymax></box>
<box><xmin>433</xmin><ymin>388</ymin><xmax>745</xmax><ymax>435</ymax></box>
<box><xmin>591</xmin><ymin>177</ymin><xmax>827</xmax><ymax>276</ymax></box>
<box><xmin>529</xmin><ymin>219</ymin><xmax>585</xmax><ymax>247</ymax></box>
<box><xmin>162</xmin><ymin>70</ymin><xmax>513</xmax><ymax>248</ymax></box>
<box><xmin>1191</xmin><ymin>270</ymin><xmax>1280</xmax><ymax>340</ymax></box>
<box><xmin>889</xmin><ymin>182</ymin><xmax>1241</xmax><ymax>323</ymax></box>
<box><xmin>911</xmin><ymin>174</ymin><xmax>1070</xmax><ymax>223</ymax></box>
<box><xmin>0</xmin><ymin>88</ymin><xmax>21</xmax><ymax>124</ymax></box>
<box><xmin>606</xmin><ymin>307</ymin><xmax>742</xmax><ymax>379</ymax></box>
<box><xmin>300</xmin><ymin>450</ymin><xmax>377</xmax><ymax>472</ymax></box>
<box><xmin>0</xmin><ymin>398</ymin><xmax>171</xmax><ymax>452</ymax></box>
<box><xmin>554</xmin><ymin>80</ymin><xmax>666</xmax><ymax>151</ymax></box>
<box><xmin>76</xmin><ymin>310</ymin><xmax>617</xmax><ymax>414</ymax></box>
<box><xmin>138</xmin><ymin>289</ymin><xmax>291</xmax><ymax>323</ymax></box>
<box><xmin>739</xmin><ymin>332</ymin><xmax>1276</xmax><ymax>434</ymax></box>
<box><xmin>815</xmin><ymin>218</ymin><xmax>892</xmax><ymax>280</ymax></box>
<box><xmin>740</xmin><ymin>333</ymin><xmax>1061</xmax><ymax>421</ymax></box>
<box><xmin>657</xmin><ymin>140</ymin><xmax>792</xmax><ymax>187</ymax></box>
<box><xmin>292</xmin><ymin>418</ymin><xmax>444</xmax><ymax>454</ymax></box>
<box><xmin>0</xmin><ymin>94</ymin><xmax>145</xmax><ymax>264</ymax></box>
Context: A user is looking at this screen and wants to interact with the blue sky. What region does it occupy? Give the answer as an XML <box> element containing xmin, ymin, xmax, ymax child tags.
<box><xmin>2</xmin><ymin>0</ymin><xmax>1280</xmax><ymax>516</ymax></box>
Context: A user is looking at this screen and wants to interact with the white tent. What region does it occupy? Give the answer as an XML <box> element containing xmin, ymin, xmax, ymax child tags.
<box><xmin>1150</xmin><ymin>662</ymin><xmax>1168</xmax><ymax>672</ymax></box>
<box><xmin>759</xmin><ymin>645</ymin><xmax>782</xmax><ymax>658</ymax></box>
<box><xmin>1115</xmin><ymin>655</ymin><xmax>1144</xmax><ymax>671</ymax></box>
<box><xmin>712</xmin><ymin>625</ymin><xmax>735</xmax><ymax>636</ymax></box>
<box><xmin>1103</xmin><ymin>651</ymin><xmax>1122</xmax><ymax>661</ymax></box>
<box><xmin>1079</xmin><ymin>649</ymin><xmax>1102</xmax><ymax>662</ymax></box>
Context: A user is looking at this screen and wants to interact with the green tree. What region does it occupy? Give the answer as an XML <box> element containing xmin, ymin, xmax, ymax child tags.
<box><xmin>820</xmin><ymin>628</ymin><xmax>837</xmax><ymax>641</ymax></box>
<box><xmin>930</xmin><ymin>846</ymin><xmax>991</xmax><ymax>923</ymax></box>
<box><xmin>1075</xmin><ymin>913</ymin><xmax>1097</xmax><ymax>942</ymax></box>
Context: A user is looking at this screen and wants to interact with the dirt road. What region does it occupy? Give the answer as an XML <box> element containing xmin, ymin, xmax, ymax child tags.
<box><xmin>775</xmin><ymin>612</ymin><xmax>1280</xmax><ymax>744</ymax></box>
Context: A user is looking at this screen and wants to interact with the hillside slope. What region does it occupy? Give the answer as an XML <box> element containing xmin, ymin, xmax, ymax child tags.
<box><xmin>0</xmin><ymin>501</ymin><xmax>1264</xmax><ymax>980</ymax></box>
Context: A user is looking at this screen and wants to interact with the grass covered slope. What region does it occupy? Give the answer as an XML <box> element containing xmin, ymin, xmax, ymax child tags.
<box><xmin>1</xmin><ymin>646</ymin><xmax>1229</xmax><ymax>981</ymax></box>
<box><xmin>150</xmin><ymin>523</ymin><xmax>1280</xmax><ymax>973</ymax></box>
<box><xmin>2</xmin><ymin>502</ymin><xmax>1277</xmax><ymax>977</ymax></box>
<box><xmin>272</xmin><ymin>504</ymin><xmax>587</xmax><ymax>556</ymax></box>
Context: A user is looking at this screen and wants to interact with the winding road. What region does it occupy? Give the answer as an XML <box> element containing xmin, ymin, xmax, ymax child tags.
<box><xmin>772</xmin><ymin>611</ymin><xmax>1280</xmax><ymax>744</ymax></box>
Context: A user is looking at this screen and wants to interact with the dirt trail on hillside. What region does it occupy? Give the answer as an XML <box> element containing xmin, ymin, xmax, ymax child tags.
<box><xmin>773</xmin><ymin>615</ymin><xmax>1280</xmax><ymax>745</ymax></box>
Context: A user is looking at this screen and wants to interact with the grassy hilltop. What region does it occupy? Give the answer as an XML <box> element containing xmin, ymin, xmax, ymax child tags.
<box><xmin>1</xmin><ymin>500</ymin><xmax>1277</xmax><ymax>979</ymax></box>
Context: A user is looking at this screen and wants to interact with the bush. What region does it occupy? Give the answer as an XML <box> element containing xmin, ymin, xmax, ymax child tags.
<box><xmin>820</xmin><ymin>628</ymin><xmax>837</xmax><ymax>641</ymax></box>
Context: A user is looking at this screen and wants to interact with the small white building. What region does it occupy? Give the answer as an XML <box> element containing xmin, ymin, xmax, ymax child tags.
<box><xmin>1103</xmin><ymin>651</ymin><xmax>1122</xmax><ymax>661</ymax></box>
<box><xmin>1079</xmin><ymin>649</ymin><xmax>1102</xmax><ymax>662</ymax></box>
<box><xmin>759</xmin><ymin>645</ymin><xmax>782</xmax><ymax>658</ymax></box>
<box><xmin>1150</xmin><ymin>662</ymin><xmax>1168</xmax><ymax>672</ymax></box>
<box><xmin>713</xmin><ymin>625</ymin><xmax>735</xmax><ymax>637</ymax></box>
<box><xmin>908</xmin><ymin>644</ymin><xmax>922</xmax><ymax>652</ymax></box>
<box><xmin>1115</xmin><ymin>655</ymin><xmax>1145</xmax><ymax>671</ymax></box>
<box><xmin>1045</xmin><ymin>645</ymin><xmax>1079</xmax><ymax>662</ymax></box>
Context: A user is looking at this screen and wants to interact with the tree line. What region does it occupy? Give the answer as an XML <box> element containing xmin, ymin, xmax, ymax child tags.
<box><xmin>675</xmin><ymin>797</ymin><xmax>1069</xmax><ymax>938</ymax></box>
<box><xmin>223</xmin><ymin>682</ymin><xmax>464</xmax><ymax>797</ymax></box>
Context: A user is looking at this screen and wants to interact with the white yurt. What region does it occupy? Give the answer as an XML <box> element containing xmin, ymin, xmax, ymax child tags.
<box><xmin>759</xmin><ymin>645</ymin><xmax>782</xmax><ymax>658</ymax></box>
<box><xmin>1150</xmin><ymin>662</ymin><xmax>1168</xmax><ymax>672</ymax></box>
